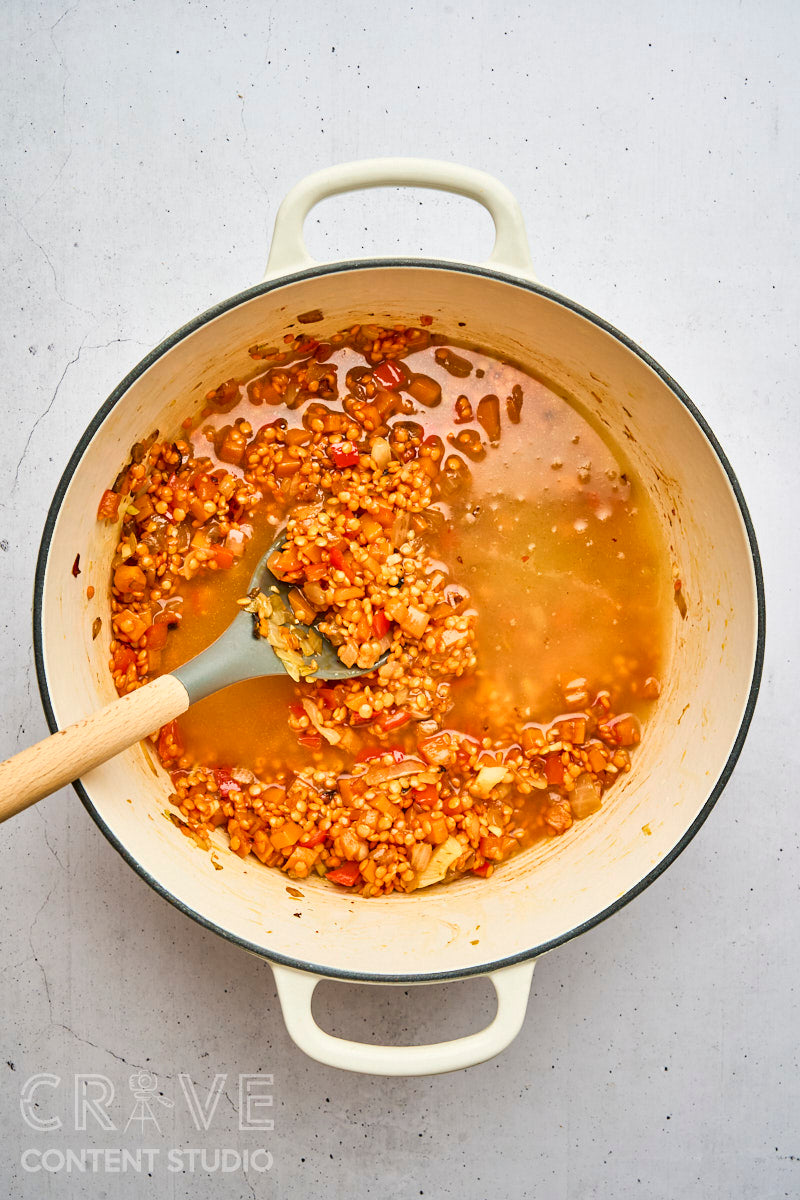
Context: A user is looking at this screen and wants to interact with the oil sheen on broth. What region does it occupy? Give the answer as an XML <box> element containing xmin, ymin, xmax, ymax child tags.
<box><xmin>161</xmin><ymin>342</ymin><xmax>669</xmax><ymax>783</ymax></box>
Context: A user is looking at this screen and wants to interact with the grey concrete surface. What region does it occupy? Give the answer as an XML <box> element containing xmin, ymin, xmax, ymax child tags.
<box><xmin>0</xmin><ymin>1</ymin><xmax>796</xmax><ymax>1197</ymax></box>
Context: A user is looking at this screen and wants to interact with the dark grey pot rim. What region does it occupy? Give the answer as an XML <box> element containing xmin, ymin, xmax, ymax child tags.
<box><xmin>33</xmin><ymin>257</ymin><xmax>766</xmax><ymax>985</ymax></box>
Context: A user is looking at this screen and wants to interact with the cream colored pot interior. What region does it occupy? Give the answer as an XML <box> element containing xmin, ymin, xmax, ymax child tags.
<box><xmin>38</xmin><ymin>265</ymin><xmax>759</xmax><ymax>979</ymax></box>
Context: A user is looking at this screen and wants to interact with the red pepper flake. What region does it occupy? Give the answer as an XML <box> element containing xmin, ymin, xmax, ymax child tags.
<box><xmin>71</xmin><ymin>554</ymin><xmax>81</xmax><ymax>577</ymax></box>
<box><xmin>420</xmin><ymin>314</ymin><xmax>433</xmax><ymax>326</ymax></box>
<box><xmin>521</xmin><ymin>555</ymin><xmax>529</xmax><ymax>563</ymax></box>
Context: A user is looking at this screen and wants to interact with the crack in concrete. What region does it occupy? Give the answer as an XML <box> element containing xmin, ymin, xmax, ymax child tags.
<box><xmin>11</xmin><ymin>333</ymin><xmax>89</xmax><ymax>492</ymax></box>
<box><xmin>34</xmin><ymin>809</ymin><xmax>67</xmax><ymax>873</ymax></box>
<box><xmin>10</xmin><ymin>336</ymin><xmax>149</xmax><ymax>493</ymax></box>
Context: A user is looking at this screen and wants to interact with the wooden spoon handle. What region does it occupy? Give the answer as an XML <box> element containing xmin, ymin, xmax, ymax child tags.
<box><xmin>0</xmin><ymin>674</ymin><xmax>190</xmax><ymax>823</ymax></box>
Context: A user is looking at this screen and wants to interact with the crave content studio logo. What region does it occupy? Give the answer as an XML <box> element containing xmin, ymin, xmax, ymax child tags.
<box><xmin>18</xmin><ymin>1072</ymin><xmax>274</xmax><ymax>1175</ymax></box>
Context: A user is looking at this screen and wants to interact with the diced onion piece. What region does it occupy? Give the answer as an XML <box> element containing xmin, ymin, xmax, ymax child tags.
<box><xmin>363</xmin><ymin>757</ymin><xmax>427</xmax><ymax>786</ymax></box>
<box><xmin>301</xmin><ymin>698</ymin><xmax>341</xmax><ymax>745</ymax></box>
<box><xmin>416</xmin><ymin>836</ymin><xmax>464</xmax><ymax>888</ymax></box>
<box><xmin>570</xmin><ymin>773</ymin><xmax>602</xmax><ymax>820</ymax></box>
<box><xmin>471</xmin><ymin>765</ymin><xmax>510</xmax><ymax>798</ymax></box>
<box><xmin>370</xmin><ymin>437</ymin><xmax>392</xmax><ymax>469</ymax></box>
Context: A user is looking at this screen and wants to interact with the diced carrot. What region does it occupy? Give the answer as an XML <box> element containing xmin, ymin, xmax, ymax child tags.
<box><xmin>607</xmin><ymin>714</ymin><xmax>641</xmax><ymax>747</ymax></box>
<box><xmin>521</xmin><ymin>724</ymin><xmax>546</xmax><ymax>753</ymax></box>
<box><xmin>193</xmin><ymin>473</ymin><xmax>216</xmax><ymax>501</ymax></box>
<box><xmin>374</xmin><ymin>795</ymin><xmax>401</xmax><ymax>820</ymax></box>
<box><xmin>97</xmin><ymin>489</ymin><xmax>120</xmax><ymax>521</ymax></box>
<box><xmin>587</xmin><ymin>744</ymin><xmax>608</xmax><ymax>773</ymax></box>
<box><xmin>479</xmin><ymin>835</ymin><xmax>504</xmax><ymax>860</ymax></box>
<box><xmin>304</xmin><ymin>563</ymin><xmax>328</xmax><ymax>581</ymax></box>
<box><xmin>373</xmin><ymin>503</ymin><xmax>395</xmax><ymax>528</ymax></box>
<box><xmin>558</xmin><ymin>717</ymin><xmax>587</xmax><ymax>745</ymax></box>
<box><xmin>143</xmin><ymin>622</ymin><xmax>168</xmax><ymax>650</ymax></box>
<box><xmin>112</xmin><ymin>645</ymin><xmax>136</xmax><ymax>672</ymax></box>
<box><xmin>271</xmin><ymin>821</ymin><xmax>303</xmax><ymax>851</ymax></box>
<box><xmin>426</xmin><ymin>815</ymin><xmax>449</xmax><ymax>845</ymax></box>
<box><xmin>545</xmin><ymin>754</ymin><xmax>565</xmax><ymax>785</ymax></box>
<box><xmin>212</xmin><ymin>546</ymin><xmax>235</xmax><ymax>570</ymax></box>
<box><xmin>419</xmin><ymin>732</ymin><xmax>454</xmax><ymax>766</ymax></box>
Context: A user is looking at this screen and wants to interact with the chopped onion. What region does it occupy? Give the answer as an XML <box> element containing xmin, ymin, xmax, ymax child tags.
<box><xmin>416</xmin><ymin>836</ymin><xmax>464</xmax><ymax>888</ymax></box>
<box><xmin>570</xmin><ymin>773</ymin><xmax>602</xmax><ymax>820</ymax></box>
<box><xmin>472</xmin><ymin>765</ymin><xmax>510</xmax><ymax>798</ymax></box>
<box><xmin>301</xmin><ymin>698</ymin><xmax>341</xmax><ymax>745</ymax></box>
<box><xmin>363</xmin><ymin>757</ymin><xmax>427</xmax><ymax>786</ymax></box>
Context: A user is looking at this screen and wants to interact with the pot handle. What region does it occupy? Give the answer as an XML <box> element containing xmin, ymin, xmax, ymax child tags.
<box><xmin>270</xmin><ymin>958</ymin><xmax>535</xmax><ymax>1076</ymax></box>
<box><xmin>263</xmin><ymin>158</ymin><xmax>536</xmax><ymax>281</ymax></box>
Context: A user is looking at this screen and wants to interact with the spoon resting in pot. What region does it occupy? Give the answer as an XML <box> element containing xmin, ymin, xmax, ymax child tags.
<box><xmin>0</xmin><ymin>532</ymin><xmax>388</xmax><ymax>822</ymax></box>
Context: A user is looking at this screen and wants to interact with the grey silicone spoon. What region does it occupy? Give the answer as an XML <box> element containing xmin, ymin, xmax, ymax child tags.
<box><xmin>0</xmin><ymin>531</ymin><xmax>385</xmax><ymax>821</ymax></box>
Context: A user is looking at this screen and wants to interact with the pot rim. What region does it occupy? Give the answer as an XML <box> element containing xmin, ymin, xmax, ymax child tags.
<box><xmin>32</xmin><ymin>257</ymin><xmax>766</xmax><ymax>984</ymax></box>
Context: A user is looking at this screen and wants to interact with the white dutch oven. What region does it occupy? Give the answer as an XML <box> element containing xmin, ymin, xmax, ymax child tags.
<box><xmin>33</xmin><ymin>160</ymin><xmax>764</xmax><ymax>1076</ymax></box>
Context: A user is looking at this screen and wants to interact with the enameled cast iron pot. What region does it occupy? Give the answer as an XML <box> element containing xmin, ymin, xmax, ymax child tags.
<box><xmin>33</xmin><ymin>160</ymin><xmax>765</xmax><ymax>1075</ymax></box>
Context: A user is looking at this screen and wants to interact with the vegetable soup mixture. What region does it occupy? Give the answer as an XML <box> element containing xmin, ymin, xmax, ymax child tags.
<box><xmin>100</xmin><ymin>318</ymin><xmax>670</xmax><ymax>896</ymax></box>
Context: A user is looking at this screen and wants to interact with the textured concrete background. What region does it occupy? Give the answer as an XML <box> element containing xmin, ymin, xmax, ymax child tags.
<box><xmin>0</xmin><ymin>1</ymin><xmax>796</xmax><ymax>1197</ymax></box>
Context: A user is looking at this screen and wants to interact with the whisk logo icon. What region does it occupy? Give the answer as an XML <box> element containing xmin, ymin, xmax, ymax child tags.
<box><xmin>124</xmin><ymin>1073</ymin><xmax>173</xmax><ymax>1135</ymax></box>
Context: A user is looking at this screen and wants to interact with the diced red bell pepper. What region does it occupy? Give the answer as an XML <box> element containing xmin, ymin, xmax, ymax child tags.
<box><xmin>329</xmin><ymin>444</ymin><xmax>360</xmax><ymax>469</ymax></box>
<box><xmin>212</xmin><ymin>546</ymin><xmax>235</xmax><ymax>570</ymax></box>
<box><xmin>413</xmin><ymin>784</ymin><xmax>439</xmax><ymax>808</ymax></box>
<box><xmin>372</xmin><ymin>360</ymin><xmax>405</xmax><ymax>390</ymax></box>
<box><xmin>328</xmin><ymin>546</ymin><xmax>356</xmax><ymax>581</ymax></box>
<box><xmin>157</xmin><ymin>720</ymin><xmax>185</xmax><ymax>761</ymax></box>
<box><xmin>379</xmin><ymin>708</ymin><xmax>410</xmax><ymax>732</ymax></box>
<box><xmin>299</xmin><ymin>829</ymin><xmax>327</xmax><ymax>848</ymax></box>
<box><xmin>472</xmin><ymin>862</ymin><xmax>491</xmax><ymax>877</ymax></box>
<box><xmin>97</xmin><ymin>489</ymin><xmax>121</xmax><ymax>521</ymax></box>
<box><xmin>288</xmin><ymin>702</ymin><xmax>306</xmax><ymax>719</ymax></box>
<box><xmin>327</xmin><ymin>861</ymin><xmax>361</xmax><ymax>887</ymax></box>
<box><xmin>112</xmin><ymin>645</ymin><xmax>136</xmax><ymax>672</ymax></box>
<box><xmin>545</xmin><ymin>754</ymin><xmax>565</xmax><ymax>786</ymax></box>
<box><xmin>372</xmin><ymin>609</ymin><xmax>390</xmax><ymax>638</ymax></box>
<box><xmin>214</xmin><ymin>767</ymin><xmax>242</xmax><ymax>797</ymax></box>
<box><xmin>356</xmin><ymin>746</ymin><xmax>407</xmax><ymax>763</ymax></box>
<box><xmin>298</xmin><ymin>732</ymin><xmax>322</xmax><ymax>749</ymax></box>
